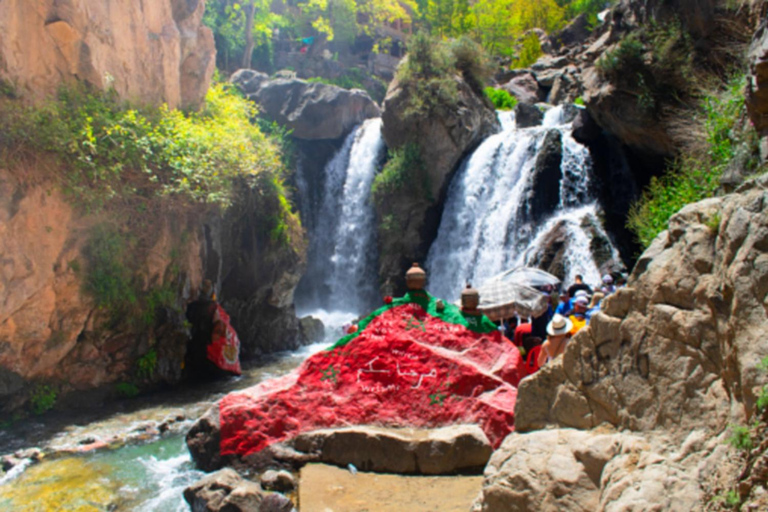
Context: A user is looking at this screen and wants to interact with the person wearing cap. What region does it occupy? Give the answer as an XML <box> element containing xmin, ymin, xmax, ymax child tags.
<box><xmin>600</xmin><ymin>274</ymin><xmax>616</xmax><ymax>295</ymax></box>
<box><xmin>569</xmin><ymin>295</ymin><xmax>590</xmax><ymax>335</ymax></box>
<box><xmin>555</xmin><ymin>291</ymin><xmax>571</xmax><ymax>316</ymax></box>
<box><xmin>537</xmin><ymin>314</ymin><xmax>573</xmax><ymax>367</ymax></box>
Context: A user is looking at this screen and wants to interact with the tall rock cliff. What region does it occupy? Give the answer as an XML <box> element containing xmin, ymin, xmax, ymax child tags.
<box><xmin>0</xmin><ymin>0</ymin><xmax>215</xmax><ymax>109</ymax></box>
<box><xmin>473</xmin><ymin>174</ymin><xmax>768</xmax><ymax>511</ymax></box>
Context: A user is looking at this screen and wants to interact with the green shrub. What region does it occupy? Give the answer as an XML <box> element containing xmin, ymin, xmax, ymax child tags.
<box><xmin>82</xmin><ymin>225</ymin><xmax>137</xmax><ymax>313</ymax></box>
<box><xmin>596</xmin><ymin>34</ymin><xmax>645</xmax><ymax>77</ymax></box>
<box><xmin>371</xmin><ymin>143</ymin><xmax>429</xmax><ymax>206</ymax></box>
<box><xmin>574</xmin><ymin>97</ymin><xmax>585</xmax><ymax>106</ymax></box>
<box><xmin>137</xmin><ymin>349</ymin><xmax>158</xmax><ymax>380</ymax></box>
<box><xmin>727</xmin><ymin>423</ymin><xmax>753</xmax><ymax>451</ymax></box>
<box><xmin>450</xmin><ymin>36</ymin><xmax>494</xmax><ymax>94</ymax></box>
<box><xmin>628</xmin><ymin>74</ymin><xmax>758</xmax><ymax>248</ymax></box>
<box><xmin>398</xmin><ymin>32</ymin><xmax>459</xmax><ymax>119</ymax></box>
<box><xmin>512</xmin><ymin>32</ymin><xmax>543</xmax><ymax>69</ymax></box>
<box><xmin>484</xmin><ymin>87</ymin><xmax>518</xmax><ymax>110</ymax></box>
<box><xmin>115</xmin><ymin>382</ymin><xmax>140</xmax><ymax>398</ymax></box>
<box><xmin>30</xmin><ymin>385</ymin><xmax>57</xmax><ymax>415</ymax></box>
<box><xmin>0</xmin><ymin>82</ymin><xmax>290</xmax><ymax>210</ymax></box>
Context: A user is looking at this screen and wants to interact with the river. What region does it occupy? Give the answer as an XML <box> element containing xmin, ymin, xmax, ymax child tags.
<box><xmin>0</xmin><ymin>342</ymin><xmax>328</xmax><ymax>511</ymax></box>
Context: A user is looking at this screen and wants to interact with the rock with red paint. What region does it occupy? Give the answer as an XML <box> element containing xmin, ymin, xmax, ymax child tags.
<box><xmin>187</xmin><ymin>291</ymin><xmax>526</xmax><ymax>470</ymax></box>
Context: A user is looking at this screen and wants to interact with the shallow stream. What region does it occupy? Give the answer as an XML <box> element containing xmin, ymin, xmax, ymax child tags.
<box><xmin>0</xmin><ymin>342</ymin><xmax>329</xmax><ymax>511</ymax></box>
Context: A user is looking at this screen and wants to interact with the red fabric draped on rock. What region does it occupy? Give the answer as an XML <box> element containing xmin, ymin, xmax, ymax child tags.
<box><xmin>219</xmin><ymin>297</ymin><xmax>526</xmax><ymax>457</ymax></box>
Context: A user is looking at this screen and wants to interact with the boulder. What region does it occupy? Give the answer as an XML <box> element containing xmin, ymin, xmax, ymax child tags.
<box><xmin>747</xmin><ymin>17</ymin><xmax>768</xmax><ymax>161</ymax></box>
<box><xmin>0</xmin><ymin>0</ymin><xmax>214</xmax><ymax>109</ymax></box>
<box><xmin>183</xmin><ymin>468</ymin><xmax>265</xmax><ymax>512</ymax></box>
<box><xmin>548</xmin><ymin>71</ymin><xmax>579</xmax><ymax>105</ymax></box>
<box><xmin>299</xmin><ymin>316</ymin><xmax>325</xmax><ymax>344</ymax></box>
<box><xmin>514</xmin><ymin>103</ymin><xmax>544</xmax><ymax>128</ymax></box>
<box><xmin>235</xmin><ymin>76</ymin><xmax>381</xmax><ymax>141</ymax></box>
<box><xmin>186</xmin><ymin>405</ymin><xmax>223</xmax><ymax>472</ymax></box>
<box><xmin>188</xmin><ymin>292</ymin><xmax>525</xmax><ymax>468</ymax></box>
<box><xmin>292</xmin><ymin>425</ymin><xmax>493</xmax><ymax>475</ymax></box>
<box><xmin>471</xmin><ymin>428</ymin><xmax>724</xmax><ymax>512</ymax></box>
<box><xmin>471</xmin><ymin>429</ymin><xmax>625</xmax><ymax>512</ymax></box>
<box><xmin>260</xmin><ymin>469</ymin><xmax>296</xmax><ymax>493</ymax></box>
<box><xmin>526</xmin><ymin>130</ymin><xmax>563</xmax><ymax>222</ymax></box>
<box><xmin>502</xmin><ymin>73</ymin><xmax>544</xmax><ymax>105</ymax></box>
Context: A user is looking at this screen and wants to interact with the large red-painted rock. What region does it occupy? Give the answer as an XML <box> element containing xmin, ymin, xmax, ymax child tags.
<box><xmin>191</xmin><ymin>291</ymin><xmax>526</xmax><ymax>468</ymax></box>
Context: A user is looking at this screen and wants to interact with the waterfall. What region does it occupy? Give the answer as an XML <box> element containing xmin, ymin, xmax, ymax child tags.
<box><xmin>426</xmin><ymin>106</ymin><xmax>620</xmax><ymax>301</ymax></box>
<box><xmin>295</xmin><ymin>118</ymin><xmax>385</xmax><ymax>318</ymax></box>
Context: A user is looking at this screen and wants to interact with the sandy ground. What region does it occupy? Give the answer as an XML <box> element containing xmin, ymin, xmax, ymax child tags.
<box><xmin>299</xmin><ymin>463</ymin><xmax>483</xmax><ymax>512</ymax></box>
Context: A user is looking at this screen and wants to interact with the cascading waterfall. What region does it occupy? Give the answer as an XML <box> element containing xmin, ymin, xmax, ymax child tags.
<box><xmin>426</xmin><ymin>106</ymin><xmax>620</xmax><ymax>301</ymax></box>
<box><xmin>295</xmin><ymin>118</ymin><xmax>385</xmax><ymax>320</ymax></box>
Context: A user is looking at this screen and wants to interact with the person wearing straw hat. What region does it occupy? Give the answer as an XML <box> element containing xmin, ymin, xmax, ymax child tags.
<box><xmin>537</xmin><ymin>314</ymin><xmax>573</xmax><ymax>368</ymax></box>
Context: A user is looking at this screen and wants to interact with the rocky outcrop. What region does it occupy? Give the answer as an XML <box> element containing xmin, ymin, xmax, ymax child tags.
<box><xmin>378</xmin><ymin>73</ymin><xmax>499</xmax><ymax>290</ymax></box>
<box><xmin>231</xmin><ymin>69</ymin><xmax>381</xmax><ymax>141</ymax></box>
<box><xmin>502</xmin><ymin>73</ymin><xmax>543</xmax><ymax>105</ymax></box>
<box><xmin>292</xmin><ymin>425</ymin><xmax>492</xmax><ymax>475</ymax></box>
<box><xmin>473</xmin><ymin>175</ymin><xmax>768</xmax><ymax>510</ymax></box>
<box><xmin>0</xmin><ymin>167</ymin><xmax>203</xmax><ymax>411</ymax></box>
<box><xmin>0</xmin><ymin>0</ymin><xmax>215</xmax><ymax>109</ymax></box>
<box><xmin>514</xmin><ymin>103</ymin><xmax>544</xmax><ymax>128</ymax></box>
<box><xmin>0</xmin><ymin>168</ymin><xmax>307</xmax><ymax>411</ymax></box>
<box><xmin>526</xmin><ymin>130</ymin><xmax>562</xmax><ymax>222</ymax></box>
<box><xmin>747</xmin><ymin>16</ymin><xmax>768</xmax><ymax>161</ymax></box>
<box><xmin>472</xmin><ymin>428</ymin><xmax>730</xmax><ymax>512</ymax></box>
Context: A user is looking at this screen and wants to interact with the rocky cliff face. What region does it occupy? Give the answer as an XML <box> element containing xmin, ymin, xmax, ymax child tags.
<box><xmin>473</xmin><ymin>175</ymin><xmax>768</xmax><ymax>511</ymax></box>
<box><xmin>378</xmin><ymin>73</ymin><xmax>499</xmax><ymax>292</ymax></box>
<box><xmin>0</xmin><ymin>0</ymin><xmax>215</xmax><ymax>109</ymax></box>
<box><xmin>0</xmin><ymin>166</ymin><xmax>203</xmax><ymax>409</ymax></box>
<box><xmin>0</xmin><ymin>167</ymin><xmax>306</xmax><ymax>411</ymax></box>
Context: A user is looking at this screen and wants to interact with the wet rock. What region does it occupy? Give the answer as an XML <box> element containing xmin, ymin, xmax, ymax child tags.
<box><xmin>525</xmin><ymin>221</ymin><xmax>568</xmax><ymax>279</ymax></box>
<box><xmin>1</xmin><ymin>455</ymin><xmax>23</xmax><ymax>472</ymax></box>
<box><xmin>526</xmin><ymin>130</ymin><xmax>563</xmax><ymax>223</ymax></box>
<box><xmin>548</xmin><ymin>71</ymin><xmax>578</xmax><ymax>105</ymax></box>
<box><xmin>571</xmin><ymin>108</ymin><xmax>601</xmax><ymax>144</ymax></box>
<box><xmin>234</xmin><ymin>74</ymin><xmax>381</xmax><ymax>140</ymax></box>
<box><xmin>292</xmin><ymin>425</ymin><xmax>493</xmax><ymax>475</ymax></box>
<box><xmin>299</xmin><ymin>316</ymin><xmax>325</xmax><ymax>344</ymax></box>
<box><xmin>260</xmin><ymin>469</ymin><xmax>296</xmax><ymax>492</ymax></box>
<box><xmin>187</xmin><ymin>405</ymin><xmax>224</xmax><ymax>472</ymax></box>
<box><xmin>514</xmin><ymin>103</ymin><xmax>544</xmax><ymax>128</ymax></box>
<box><xmin>183</xmin><ymin>468</ymin><xmax>264</xmax><ymax>512</ymax></box>
<box><xmin>259</xmin><ymin>493</ymin><xmax>297</xmax><ymax>512</ymax></box>
<box><xmin>502</xmin><ymin>73</ymin><xmax>543</xmax><ymax>105</ymax></box>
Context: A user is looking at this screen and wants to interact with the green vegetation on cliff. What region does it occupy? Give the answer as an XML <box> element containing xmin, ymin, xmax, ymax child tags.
<box><xmin>628</xmin><ymin>75</ymin><xmax>761</xmax><ymax>248</ymax></box>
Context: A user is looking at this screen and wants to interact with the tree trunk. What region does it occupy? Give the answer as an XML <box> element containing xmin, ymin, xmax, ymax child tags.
<box><xmin>242</xmin><ymin>1</ymin><xmax>256</xmax><ymax>69</ymax></box>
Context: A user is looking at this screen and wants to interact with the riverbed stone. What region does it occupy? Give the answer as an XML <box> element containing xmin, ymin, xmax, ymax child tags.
<box><xmin>183</xmin><ymin>468</ymin><xmax>264</xmax><ymax>512</ymax></box>
<box><xmin>515</xmin><ymin>103</ymin><xmax>544</xmax><ymax>128</ymax></box>
<box><xmin>292</xmin><ymin>425</ymin><xmax>493</xmax><ymax>475</ymax></box>
<box><xmin>260</xmin><ymin>469</ymin><xmax>296</xmax><ymax>492</ymax></box>
<box><xmin>186</xmin><ymin>405</ymin><xmax>223</xmax><ymax>472</ymax></box>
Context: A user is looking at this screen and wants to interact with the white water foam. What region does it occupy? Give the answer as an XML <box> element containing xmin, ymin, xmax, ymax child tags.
<box><xmin>296</xmin><ymin>119</ymin><xmax>385</xmax><ymax>316</ymax></box>
<box><xmin>426</xmin><ymin>107</ymin><xmax>618</xmax><ymax>300</ymax></box>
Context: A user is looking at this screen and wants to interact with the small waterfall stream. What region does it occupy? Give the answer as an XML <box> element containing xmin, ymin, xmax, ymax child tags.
<box><xmin>295</xmin><ymin>118</ymin><xmax>385</xmax><ymax>320</ymax></box>
<box><xmin>426</xmin><ymin>107</ymin><xmax>619</xmax><ymax>301</ymax></box>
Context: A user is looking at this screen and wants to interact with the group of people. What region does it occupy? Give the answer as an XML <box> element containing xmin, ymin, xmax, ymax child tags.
<box><xmin>505</xmin><ymin>273</ymin><xmax>625</xmax><ymax>372</ymax></box>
